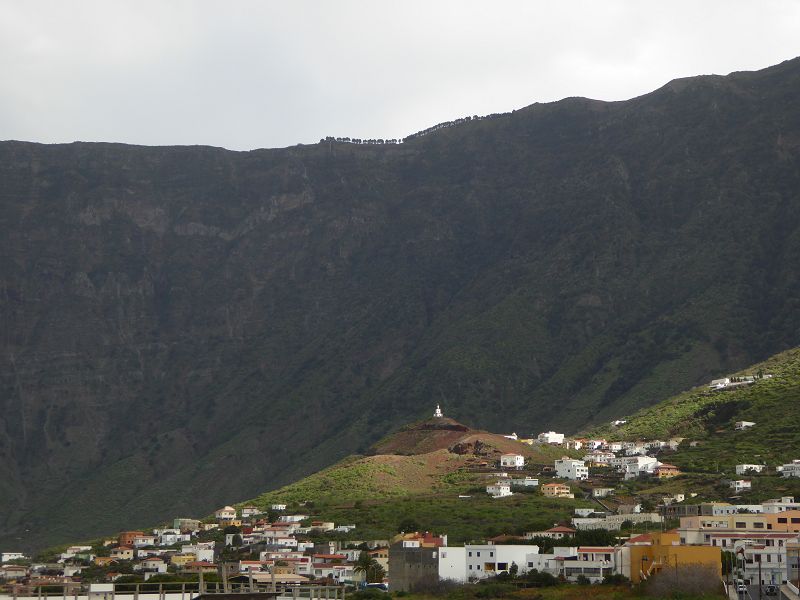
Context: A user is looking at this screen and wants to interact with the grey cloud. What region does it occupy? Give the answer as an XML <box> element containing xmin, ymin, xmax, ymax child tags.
<box><xmin>0</xmin><ymin>0</ymin><xmax>799</xmax><ymax>150</ymax></box>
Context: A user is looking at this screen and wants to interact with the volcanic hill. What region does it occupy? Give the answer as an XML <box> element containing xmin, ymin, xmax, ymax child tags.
<box><xmin>369</xmin><ymin>416</ymin><xmax>538</xmax><ymax>456</ymax></box>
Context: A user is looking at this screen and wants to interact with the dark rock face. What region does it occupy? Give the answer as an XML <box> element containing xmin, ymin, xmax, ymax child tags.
<box><xmin>2</xmin><ymin>58</ymin><xmax>800</xmax><ymax>550</ymax></box>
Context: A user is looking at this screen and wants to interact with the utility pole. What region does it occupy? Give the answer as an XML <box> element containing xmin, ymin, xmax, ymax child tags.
<box><xmin>758</xmin><ymin>559</ymin><xmax>762</xmax><ymax>600</ymax></box>
<box><xmin>674</xmin><ymin>554</ymin><xmax>678</xmax><ymax>585</ymax></box>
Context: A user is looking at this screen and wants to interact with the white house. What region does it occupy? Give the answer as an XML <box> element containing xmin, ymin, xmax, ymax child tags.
<box><xmin>556</xmin><ymin>547</ymin><xmax>617</xmax><ymax>583</ymax></box>
<box><xmin>525</xmin><ymin>547</ymin><xmax>576</xmax><ymax>578</ymax></box>
<box><xmin>63</xmin><ymin>565</ymin><xmax>82</xmax><ymax>577</ymax></box>
<box><xmin>644</xmin><ymin>440</ymin><xmax>666</xmax><ymax>450</ymax></box>
<box><xmin>736</xmin><ymin>464</ymin><xmax>766</xmax><ymax>475</ymax></box>
<box><xmin>537</xmin><ymin>431</ymin><xmax>565</xmax><ymax>445</ymax></box>
<box><xmin>525</xmin><ymin>526</ymin><xmax>576</xmax><ymax>539</ymax></box>
<box><xmin>487</xmin><ymin>481</ymin><xmax>513</xmax><ymax>498</ymax></box>
<box><xmin>312</xmin><ymin>563</ymin><xmax>355</xmax><ymax>582</ymax></box>
<box><xmin>0</xmin><ymin>553</ymin><xmax>27</xmax><ymax>563</ymax></box>
<box><xmin>510</xmin><ymin>477</ymin><xmax>539</xmax><ymax>488</ymax></box>
<box><xmin>592</xmin><ymin>487</ymin><xmax>615</xmax><ymax>498</ymax></box>
<box><xmin>182</xmin><ymin>543</ymin><xmax>215</xmax><ymax>563</ymax></box>
<box><xmin>440</xmin><ymin>544</ymin><xmax>541</xmax><ymax>583</ymax></box>
<box><xmin>583</xmin><ymin>451</ymin><xmax>615</xmax><ymax>466</ymax></box>
<box><xmin>572</xmin><ymin>513</ymin><xmax>662</xmax><ymax>531</ymax></box>
<box><xmin>278</xmin><ymin>514</ymin><xmax>308</xmax><ymax>523</ymax></box>
<box><xmin>736</xmin><ymin>540</ymin><xmax>792</xmax><ymax>585</ymax></box>
<box><xmin>762</xmin><ymin>496</ymin><xmax>800</xmax><ymax>512</ymax></box>
<box><xmin>564</xmin><ymin>439</ymin><xmax>584</xmax><ymax>450</ymax></box>
<box><xmin>709</xmin><ymin>378</ymin><xmax>731</xmax><ymax>390</ymax></box>
<box><xmin>620</xmin><ymin>440</ymin><xmax>647</xmax><ymax>455</ymax></box>
<box><xmin>781</xmin><ymin>460</ymin><xmax>800</xmax><ymax>478</ymax></box>
<box><xmin>241</xmin><ymin>506</ymin><xmax>260</xmax><ymax>518</ymax></box>
<box><xmin>611</xmin><ymin>420</ymin><xmax>627</xmax><ymax>427</ymax></box>
<box><xmin>666</xmin><ymin>438</ymin><xmax>685</xmax><ymax>450</ymax></box>
<box><xmin>157</xmin><ymin>529</ymin><xmax>191</xmax><ymax>546</ymax></box>
<box><xmin>730</xmin><ymin>480</ymin><xmax>752</xmax><ymax>493</ymax></box>
<box><xmin>661</xmin><ymin>493</ymin><xmax>685</xmax><ymax>505</ymax></box>
<box><xmin>500</xmin><ymin>454</ymin><xmax>525</xmax><ymax>470</ymax></box>
<box><xmin>610</xmin><ymin>455</ymin><xmax>658</xmax><ymax>479</ymax></box>
<box><xmin>133</xmin><ymin>535</ymin><xmax>157</xmax><ymax>547</ymax></box>
<box><xmin>555</xmin><ymin>458</ymin><xmax>588</xmax><ymax>481</ymax></box>
<box><xmin>464</xmin><ymin>544</ymin><xmax>540</xmax><ymax>581</ymax></box>
<box><xmin>140</xmin><ymin>557</ymin><xmax>168</xmax><ymax>575</ymax></box>
<box><xmin>215</xmin><ymin>506</ymin><xmax>237</xmax><ymax>520</ymax></box>
<box><xmin>735</xmin><ymin>421</ymin><xmax>756</xmax><ymax>431</ymax></box>
<box><xmin>271</xmin><ymin>504</ymin><xmax>287</xmax><ymax>511</ymax></box>
<box><xmin>503</xmin><ymin>432</ymin><xmax>518</xmax><ymax>441</ymax></box>
<box><xmin>61</xmin><ymin>545</ymin><xmax>92</xmax><ymax>560</ymax></box>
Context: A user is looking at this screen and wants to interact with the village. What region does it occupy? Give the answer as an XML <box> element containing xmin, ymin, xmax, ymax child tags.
<box><xmin>2</xmin><ymin>401</ymin><xmax>800</xmax><ymax>598</ymax></box>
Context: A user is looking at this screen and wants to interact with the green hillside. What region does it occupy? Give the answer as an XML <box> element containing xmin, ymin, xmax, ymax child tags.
<box><xmin>587</xmin><ymin>347</ymin><xmax>800</xmax><ymax>500</ymax></box>
<box><xmin>243</xmin><ymin>421</ymin><xmax>588</xmax><ymax>542</ymax></box>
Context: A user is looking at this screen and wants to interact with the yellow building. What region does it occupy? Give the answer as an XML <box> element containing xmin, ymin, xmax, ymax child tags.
<box><xmin>170</xmin><ymin>553</ymin><xmax>197</xmax><ymax>567</ymax></box>
<box><xmin>653</xmin><ymin>464</ymin><xmax>681</xmax><ymax>478</ymax></box>
<box><xmin>625</xmin><ymin>532</ymin><xmax>721</xmax><ymax>584</ymax></box>
<box><xmin>542</xmin><ymin>483</ymin><xmax>573</xmax><ymax>498</ymax></box>
<box><xmin>766</xmin><ymin>509</ymin><xmax>800</xmax><ymax>532</ymax></box>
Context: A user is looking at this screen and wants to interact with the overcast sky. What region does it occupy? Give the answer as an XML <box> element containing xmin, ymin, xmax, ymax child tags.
<box><xmin>2</xmin><ymin>1</ymin><xmax>799</xmax><ymax>151</ymax></box>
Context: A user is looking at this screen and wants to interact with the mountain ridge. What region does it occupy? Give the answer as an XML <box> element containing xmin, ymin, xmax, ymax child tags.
<box><xmin>2</xmin><ymin>57</ymin><xmax>800</xmax><ymax>551</ymax></box>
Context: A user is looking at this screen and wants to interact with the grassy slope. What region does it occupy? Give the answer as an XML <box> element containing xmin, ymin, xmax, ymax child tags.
<box><xmin>243</xmin><ymin>423</ymin><xmax>588</xmax><ymax>542</ymax></box>
<box><xmin>586</xmin><ymin>347</ymin><xmax>800</xmax><ymax>501</ymax></box>
<box><xmin>242</xmin><ymin>347</ymin><xmax>800</xmax><ymax>539</ymax></box>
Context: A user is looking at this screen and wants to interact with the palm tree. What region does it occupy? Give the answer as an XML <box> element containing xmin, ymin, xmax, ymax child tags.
<box><xmin>354</xmin><ymin>551</ymin><xmax>386</xmax><ymax>583</ymax></box>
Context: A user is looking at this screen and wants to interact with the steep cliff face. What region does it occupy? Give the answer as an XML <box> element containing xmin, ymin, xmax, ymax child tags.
<box><xmin>2</xmin><ymin>57</ymin><xmax>800</xmax><ymax>550</ymax></box>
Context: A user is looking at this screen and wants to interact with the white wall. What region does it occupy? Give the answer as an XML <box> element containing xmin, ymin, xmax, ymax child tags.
<box><xmin>465</xmin><ymin>545</ymin><xmax>539</xmax><ymax>580</ymax></box>
<box><xmin>438</xmin><ymin>547</ymin><xmax>466</xmax><ymax>582</ymax></box>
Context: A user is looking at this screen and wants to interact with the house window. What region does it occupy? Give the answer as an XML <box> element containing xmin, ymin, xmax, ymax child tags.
<box><xmin>736</xmin><ymin>522</ymin><xmax>746</xmax><ymax>528</ymax></box>
<box><xmin>477</xmin><ymin>552</ymin><xmax>481</xmax><ymax>557</ymax></box>
<box><xmin>792</xmin><ymin>518</ymin><xmax>800</xmax><ymax>523</ymax></box>
<box><xmin>490</xmin><ymin>552</ymin><xmax>494</xmax><ymax>557</ymax></box>
<box><xmin>468</xmin><ymin>552</ymin><xmax>472</xmax><ymax>557</ymax></box>
<box><xmin>754</xmin><ymin>523</ymin><xmax>764</xmax><ymax>528</ymax></box>
<box><xmin>528</xmin><ymin>562</ymin><xmax>533</xmax><ymax>568</ymax></box>
<box><xmin>778</xmin><ymin>518</ymin><xmax>788</xmax><ymax>523</ymax></box>
<box><xmin>468</xmin><ymin>565</ymin><xmax>472</xmax><ymax>570</ymax></box>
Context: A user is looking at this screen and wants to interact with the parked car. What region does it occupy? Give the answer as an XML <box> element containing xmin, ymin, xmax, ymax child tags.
<box><xmin>764</xmin><ymin>584</ymin><xmax>778</xmax><ymax>596</ymax></box>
